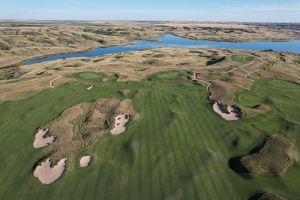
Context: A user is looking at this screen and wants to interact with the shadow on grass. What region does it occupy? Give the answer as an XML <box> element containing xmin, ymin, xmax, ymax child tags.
<box><xmin>228</xmin><ymin>156</ymin><xmax>252</xmax><ymax>179</ymax></box>
<box><xmin>228</xmin><ymin>136</ymin><xmax>268</xmax><ymax>179</ymax></box>
<box><xmin>248</xmin><ymin>193</ymin><xmax>264</xmax><ymax>200</ymax></box>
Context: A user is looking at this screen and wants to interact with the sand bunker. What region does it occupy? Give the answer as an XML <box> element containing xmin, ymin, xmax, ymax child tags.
<box><xmin>111</xmin><ymin>114</ymin><xmax>130</xmax><ymax>135</ymax></box>
<box><xmin>241</xmin><ymin>135</ymin><xmax>296</xmax><ymax>174</ymax></box>
<box><xmin>258</xmin><ymin>192</ymin><xmax>286</xmax><ymax>200</ymax></box>
<box><xmin>38</xmin><ymin>98</ymin><xmax>135</xmax><ymax>164</ymax></box>
<box><xmin>213</xmin><ymin>102</ymin><xmax>240</xmax><ymax>121</ymax></box>
<box><xmin>87</xmin><ymin>85</ymin><xmax>94</xmax><ymax>90</ymax></box>
<box><xmin>31</xmin><ymin>98</ymin><xmax>136</xmax><ymax>184</ymax></box>
<box><xmin>33</xmin><ymin>128</ymin><xmax>55</xmax><ymax>148</ymax></box>
<box><xmin>34</xmin><ymin>158</ymin><xmax>67</xmax><ymax>184</ymax></box>
<box><xmin>80</xmin><ymin>156</ymin><xmax>91</xmax><ymax>167</ymax></box>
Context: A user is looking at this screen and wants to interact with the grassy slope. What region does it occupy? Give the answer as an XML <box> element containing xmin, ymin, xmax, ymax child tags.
<box><xmin>0</xmin><ymin>72</ymin><xmax>299</xmax><ymax>200</ymax></box>
<box><xmin>231</xmin><ymin>55</ymin><xmax>255</xmax><ymax>64</ymax></box>
<box><xmin>234</xmin><ymin>79</ymin><xmax>300</xmax><ymax>199</ymax></box>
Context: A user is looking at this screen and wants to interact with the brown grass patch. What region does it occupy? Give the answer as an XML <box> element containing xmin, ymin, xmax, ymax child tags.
<box><xmin>41</xmin><ymin>98</ymin><xmax>136</xmax><ymax>166</ymax></box>
<box><xmin>240</xmin><ymin>104</ymin><xmax>270</xmax><ymax>118</ymax></box>
<box><xmin>258</xmin><ymin>192</ymin><xmax>287</xmax><ymax>200</ymax></box>
<box><xmin>1</xmin><ymin>47</ymin><xmax>300</xmax><ymax>105</ymax></box>
<box><xmin>240</xmin><ymin>135</ymin><xmax>297</xmax><ymax>174</ymax></box>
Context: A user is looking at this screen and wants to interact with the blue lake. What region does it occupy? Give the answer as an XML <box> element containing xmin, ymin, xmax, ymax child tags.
<box><xmin>25</xmin><ymin>34</ymin><xmax>300</xmax><ymax>65</ymax></box>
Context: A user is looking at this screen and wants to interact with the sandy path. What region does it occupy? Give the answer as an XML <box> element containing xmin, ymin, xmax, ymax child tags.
<box><xmin>49</xmin><ymin>74</ymin><xmax>62</xmax><ymax>88</ymax></box>
<box><xmin>246</xmin><ymin>67</ymin><xmax>261</xmax><ymax>82</ymax></box>
<box><xmin>34</xmin><ymin>158</ymin><xmax>67</xmax><ymax>184</ymax></box>
<box><xmin>244</xmin><ymin>57</ymin><xmax>268</xmax><ymax>82</ymax></box>
<box><xmin>197</xmin><ymin>79</ymin><xmax>211</xmax><ymax>92</ymax></box>
<box><xmin>192</xmin><ymin>73</ymin><xmax>211</xmax><ymax>92</ymax></box>
<box><xmin>193</xmin><ymin>57</ymin><xmax>265</xmax><ymax>91</ymax></box>
<box><xmin>224</xmin><ymin>59</ymin><xmax>257</xmax><ymax>74</ymax></box>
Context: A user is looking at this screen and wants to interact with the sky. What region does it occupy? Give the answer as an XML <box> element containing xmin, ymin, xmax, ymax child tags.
<box><xmin>1</xmin><ymin>0</ymin><xmax>300</xmax><ymax>22</ymax></box>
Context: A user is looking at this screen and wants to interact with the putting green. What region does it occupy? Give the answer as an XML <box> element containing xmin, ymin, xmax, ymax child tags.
<box><xmin>0</xmin><ymin>72</ymin><xmax>299</xmax><ymax>200</ymax></box>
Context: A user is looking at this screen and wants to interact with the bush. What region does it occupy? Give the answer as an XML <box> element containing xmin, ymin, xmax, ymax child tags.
<box><xmin>0</xmin><ymin>41</ymin><xmax>10</xmax><ymax>50</ymax></box>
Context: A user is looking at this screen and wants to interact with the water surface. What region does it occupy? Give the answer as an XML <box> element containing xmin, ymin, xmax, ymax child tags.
<box><xmin>25</xmin><ymin>34</ymin><xmax>300</xmax><ymax>65</ymax></box>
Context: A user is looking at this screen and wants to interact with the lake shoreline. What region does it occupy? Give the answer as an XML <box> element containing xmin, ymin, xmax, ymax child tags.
<box><xmin>24</xmin><ymin>34</ymin><xmax>300</xmax><ymax>65</ymax></box>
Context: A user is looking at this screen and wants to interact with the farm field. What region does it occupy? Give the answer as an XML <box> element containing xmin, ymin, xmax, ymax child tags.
<box><xmin>0</xmin><ymin>71</ymin><xmax>299</xmax><ymax>200</ymax></box>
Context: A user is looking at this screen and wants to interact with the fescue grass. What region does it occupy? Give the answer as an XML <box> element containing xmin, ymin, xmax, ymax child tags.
<box><xmin>0</xmin><ymin>41</ymin><xmax>10</xmax><ymax>50</ymax></box>
<box><xmin>0</xmin><ymin>72</ymin><xmax>299</xmax><ymax>200</ymax></box>
<box><xmin>0</xmin><ymin>67</ymin><xmax>20</xmax><ymax>80</ymax></box>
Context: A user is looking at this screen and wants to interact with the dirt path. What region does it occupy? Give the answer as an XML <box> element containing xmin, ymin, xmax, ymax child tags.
<box><xmin>49</xmin><ymin>74</ymin><xmax>62</xmax><ymax>88</ymax></box>
<box><xmin>245</xmin><ymin>67</ymin><xmax>261</xmax><ymax>82</ymax></box>
<box><xmin>192</xmin><ymin>72</ymin><xmax>211</xmax><ymax>92</ymax></box>
<box><xmin>192</xmin><ymin>57</ymin><xmax>267</xmax><ymax>94</ymax></box>
<box><xmin>224</xmin><ymin>59</ymin><xmax>257</xmax><ymax>73</ymax></box>
<box><xmin>244</xmin><ymin>57</ymin><xmax>269</xmax><ymax>82</ymax></box>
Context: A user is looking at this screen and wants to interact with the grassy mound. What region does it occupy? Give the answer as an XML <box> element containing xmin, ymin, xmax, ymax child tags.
<box><xmin>240</xmin><ymin>135</ymin><xmax>296</xmax><ymax>174</ymax></box>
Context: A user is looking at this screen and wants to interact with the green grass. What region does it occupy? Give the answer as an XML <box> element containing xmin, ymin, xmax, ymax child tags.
<box><xmin>232</xmin><ymin>55</ymin><xmax>255</xmax><ymax>64</ymax></box>
<box><xmin>71</xmin><ymin>71</ymin><xmax>118</xmax><ymax>83</ymax></box>
<box><xmin>0</xmin><ymin>72</ymin><xmax>299</xmax><ymax>200</ymax></box>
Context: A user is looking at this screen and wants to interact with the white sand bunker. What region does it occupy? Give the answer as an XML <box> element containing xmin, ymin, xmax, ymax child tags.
<box><xmin>80</xmin><ymin>156</ymin><xmax>91</xmax><ymax>167</ymax></box>
<box><xmin>213</xmin><ymin>102</ymin><xmax>240</xmax><ymax>121</ymax></box>
<box><xmin>34</xmin><ymin>158</ymin><xmax>67</xmax><ymax>184</ymax></box>
<box><xmin>87</xmin><ymin>85</ymin><xmax>94</xmax><ymax>90</ymax></box>
<box><xmin>33</xmin><ymin>128</ymin><xmax>55</xmax><ymax>148</ymax></box>
<box><xmin>111</xmin><ymin>114</ymin><xmax>129</xmax><ymax>135</ymax></box>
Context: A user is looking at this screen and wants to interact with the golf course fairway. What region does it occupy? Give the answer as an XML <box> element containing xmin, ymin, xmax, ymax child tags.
<box><xmin>0</xmin><ymin>71</ymin><xmax>299</xmax><ymax>200</ymax></box>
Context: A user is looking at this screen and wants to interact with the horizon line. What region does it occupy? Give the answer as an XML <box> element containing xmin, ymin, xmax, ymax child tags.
<box><xmin>0</xmin><ymin>19</ymin><xmax>299</xmax><ymax>24</ymax></box>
